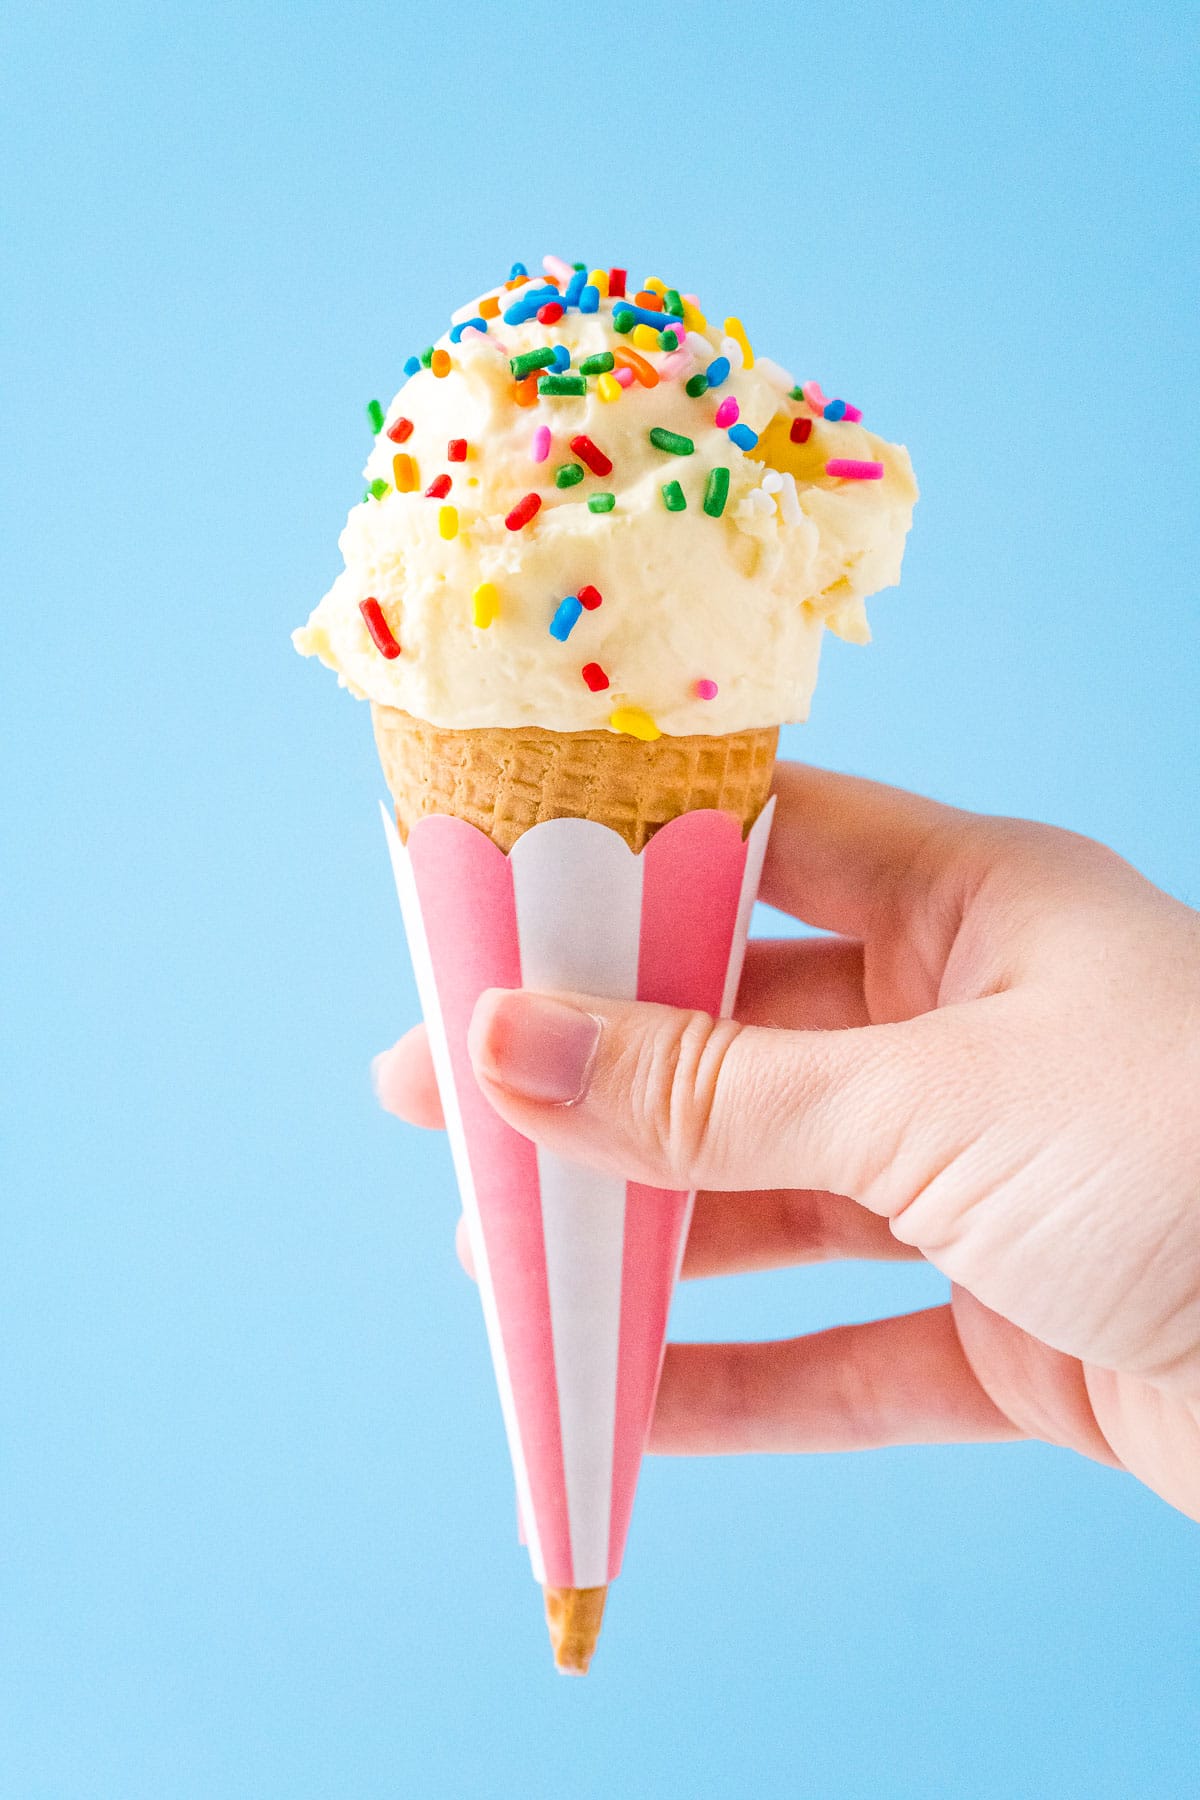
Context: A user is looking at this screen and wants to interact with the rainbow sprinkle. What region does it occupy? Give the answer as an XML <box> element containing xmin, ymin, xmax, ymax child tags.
<box><xmin>360</xmin><ymin>597</ymin><xmax>400</xmax><ymax>657</ymax></box>
<box><xmin>549</xmin><ymin>595</ymin><xmax>583</xmax><ymax>640</ymax></box>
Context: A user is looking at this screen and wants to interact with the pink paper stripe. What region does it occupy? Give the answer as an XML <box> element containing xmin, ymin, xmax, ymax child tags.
<box><xmin>637</xmin><ymin>810</ymin><xmax>750</xmax><ymax>1015</ymax></box>
<box><xmin>407</xmin><ymin>818</ymin><xmax>572</xmax><ymax>1584</ymax></box>
<box><xmin>607</xmin><ymin>1180</ymin><xmax>690</xmax><ymax>1578</ymax></box>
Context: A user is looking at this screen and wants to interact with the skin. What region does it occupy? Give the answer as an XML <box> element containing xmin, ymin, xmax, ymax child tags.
<box><xmin>373</xmin><ymin>763</ymin><xmax>1200</xmax><ymax>1520</ymax></box>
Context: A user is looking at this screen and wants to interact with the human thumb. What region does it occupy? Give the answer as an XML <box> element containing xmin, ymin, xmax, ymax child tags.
<box><xmin>466</xmin><ymin>986</ymin><xmax>981</xmax><ymax>1208</ymax></box>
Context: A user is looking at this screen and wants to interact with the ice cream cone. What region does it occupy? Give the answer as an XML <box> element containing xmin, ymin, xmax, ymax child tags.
<box><xmin>370</xmin><ymin>704</ymin><xmax>779</xmax><ymax>852</ymax></box>
<box><xmin>374</xmin><ymin>703</ymin><xmax>777</xmax><ymax>1674</ymax></box>
<box><xmin>543</xmin><ymin>1585</ymin><xmax>608</xmax><ymax>1677</ymax></box>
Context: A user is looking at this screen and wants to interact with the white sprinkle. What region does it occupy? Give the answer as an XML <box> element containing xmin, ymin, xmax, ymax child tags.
<box><xmin>721</xmin><ymin>334</ymin><xmax>745</xmax><ymax>370</ymax></box>
<box><xmin>685</xmin><ymin>331</ymin><xmax>712</xmax><ymax>360</ymax></box>
<box><xmin>777</xmin><ymin>471</ymin><xmax>802</xmax><ymax>525</ymax></box>
<box><xmin>760</xmin><ymin>470</ymin><xmax>784</xmax><ymax>493</ymax></box>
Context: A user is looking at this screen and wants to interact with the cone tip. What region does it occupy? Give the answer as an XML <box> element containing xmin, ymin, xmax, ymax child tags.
<box><xmin>543</xmin><ymin>1584</ymin><xmax>608</xmax><ymax>1676</ymax></box>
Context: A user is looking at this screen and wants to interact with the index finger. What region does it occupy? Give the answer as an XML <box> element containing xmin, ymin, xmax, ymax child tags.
<box><xmin>761</xmin><ymin>762</ymin><xmax>974</xmax><ymax>938</ymax></box>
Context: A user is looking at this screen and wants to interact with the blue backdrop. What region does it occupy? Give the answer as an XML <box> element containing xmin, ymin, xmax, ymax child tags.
<box><xmin>5</xmin><ymin>3</ymin><xmax>1198</xmax><ymax>1795</ymax></box>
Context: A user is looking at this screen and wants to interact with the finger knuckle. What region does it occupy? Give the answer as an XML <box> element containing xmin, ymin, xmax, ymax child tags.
<box><xmin>633</xmin><ymin>1009</ymin><xmax>745</xmax><ymax>1190</ymax></box>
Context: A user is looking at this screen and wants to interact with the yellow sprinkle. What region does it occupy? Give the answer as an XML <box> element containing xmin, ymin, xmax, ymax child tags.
<box><xmin>392</xmin><ymin>452</ymin><xmax>418</xmax><ymax>492</ymax></box>
<box><xmin>609</xmin><ymin>707</ymin><xmax>661</xmax><ymax>742</ymax></box>
<box><xmin>588</xmin><ymin>268</ymin><xmax>609</xmax><ymax>297</ymax></box>
<box><xmin>431</xmin><ymin>348</ymin><xmax>452</xmax><ymax>377</ymax></box>
<box><xmin>724</xmin><ymin>315</ymin><xmax>754</xmax><ymax>369</ymax></box>
<box><xmin>631</xmin><ymin>322</ymin><xmax>661</xmax><ymax>352</ymax></box>
<box><xmin>597</xmin><ymin>372</ymin><xmax>621</xmax><ymax>403</ymax></box>
<box><xmin>438</xmin><ymin>504</ymin><xmax>458</xmax><ymax>539</ymax></box>
<box><xmin>643</xmin><ymin>277</ymin><xmax>667</xmax><ymax>295</ymax></box>
<box><xmin>472</xmin><ymin>581</ymin><xmax>498</xmax><ymax>628</ymax></box>
<box><xmin>681</xmin><ymin>299</ymin><xmax>707</xmax><ymax>332</ymax></box>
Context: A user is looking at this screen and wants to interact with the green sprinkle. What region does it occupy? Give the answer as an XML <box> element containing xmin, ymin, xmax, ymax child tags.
<box><xmin>538</xmin><ymin>374</ymin><xmax>587</xmax><ymax>396</ymax></box>
<box><xmin>658</xmin><ymin>329</ymin><xmax>679</xmax><ymax>351</ymax></box>
<box><xmin>685</xmin><ymin>373</ymin><xmax>709</xmax><ymax>398</ymax></box>
<box><xmin>665</xmin><ymin>288</ymin><xmax>683</xmax><ymax>318</ymax></box>
<box><xmin>588</xmin><ymin>492</ymin><xmax>616</xmax><ymax>513</ymax></box>
<box><xmin>579</xmin><ymin>351</ymin><xmax>615</xmax><ymax>375</ymax></box>
<box><xmin>649</xmin><ymin>427</ymin><xmax>694</xmax><ymax>456</ymax></box>
<box><xmin>612</xmin><ymin>308</ymin><xmax>635</xmax><ymax>334</ymax></box>
<box><xmin>790</xmin><ymin>386</ymin><xmax>805</xmax><ymax>401</ymax></box>
<box><xmin>555</xmin><ymin>462</ymin><xmax>585</xmax><ymax>488</ymax></box>
<box><xmin>572</xmin><ymin>260</ymin><xmax>587</xmax><ymax>271</ymax></box>
<box><xmin>661</xmin><ymin>480</ymin><xmax>687</xmax><ymax>512</ymax></box>
<box><xmin>368</xmin><ymin>478</ymin><xmax>389</xmax><ymax>501</ymax></box>
<box><xmin>703</xmin><ymin>466</ymin><xmax>730</xmax><ymax>518</ymax></box>
<box><xmin>419</xmin><ymin>346</ymin><xmax>434</xmax><ymax>369</ymax></box>
<box><xmin>510</xmin><ymin>346</ymin><xmax>556</xmax><ymax>381</ymax></box>
<box><xmin>366</xmin><ymin>399</ymin><xmax>385</xmax><ymax>434</ymax></box>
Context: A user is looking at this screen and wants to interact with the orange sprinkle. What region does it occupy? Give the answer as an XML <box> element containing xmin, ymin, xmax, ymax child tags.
<box><xmin>392</xmin><ymin>452</ymin><xmax>418</xmax><ymax>492</ymax></box>
<box><xmin>512</xmin><ymin>373</ymin><xmax>540</xmax><ymax>408</ymax></box>
<box><xmin>478</xmin><ymin>294</ymin><xmax>501</xmax><ymax>319</ymax></box>
<box><xmin>504</xmin><ymin>275</ymin><xmax>530</xmax><ymax>290</ymax></box>
<box><xmin>430</xmin><ymin>348</ymin><xmax>451</xmax><ymax>377</ymax></box>
<box><xmin>613</xmin><ymin>345</ymin><xmax>659</xmax><ymax>388</ymax></box>
<box><xmin>634</xmin><ymin>290</ymin><xmax>664</xmax><ymax>311</ymax></box>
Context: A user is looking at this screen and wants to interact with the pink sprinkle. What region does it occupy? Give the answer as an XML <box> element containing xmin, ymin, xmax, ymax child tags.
<box><xmin>843</xmin><ymin>402</ymin><xmax>863</xmax><ymax>423</ymax></box>
<box><xmin>802</xmin><ymin>380</ymin><xmax>828</xmax><ymax>412</ymax></box>
<box><xmin>660</xmin><ymin>349</ymin><xmax>691</xmax><ymax>379</ymax></box>
<box><xmin>694</xmin><ymin>679</ymin><xmax>718</xmax><ymax>701</ymax></box>
<box><xmin>613</xmin><ymin>364</ymin><xmax>635</xmax><ymax>388</ymax></box>
<box><xmin>714</xmin><ymin>397</ymin><xmax>739</xmax><ymax>428</ymax></box>
<box><xmin>531</xmin><ymin>424</ymin><xmax>551</xmax><ymax>463</ymax></box>
<box><xmin>682</xmin><ymin>293</ymin><xmax>700</xmax><ymax>304</ymax></box>
<box><xmin>462</xmin><ymin>325</ymin><xmax>505</xmax><ymax>355</ymax></box>
<box><xmin>543</xmin><ymin>253</ymin><xmax>575</xmax><ymax>282</ymax></box>
<box><xmin>825</xmin><ymin>458</ymin><xmax>884</xmax><ymax>480</ymax></box>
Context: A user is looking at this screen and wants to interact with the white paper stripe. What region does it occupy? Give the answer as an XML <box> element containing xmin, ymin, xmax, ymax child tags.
<box><xmin>382</xmin><ymin>808</ymin><xmax>546</xmax><ymax>1582</ymax></box>
<box><xmin>510</xmin><ymin>820</ymin><xmax>644</xmax><ymax>1588</ymax></box>
<box><xmin>719</xmin><ymin>796</ymin><xmax>776</xmax><ymax>1019</ymax></box>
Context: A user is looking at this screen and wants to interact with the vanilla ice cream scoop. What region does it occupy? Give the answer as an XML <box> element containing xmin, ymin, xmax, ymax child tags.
<box><xmin>294</xmin><ymin>259</ymin><xmax>917</xmax><ymax>738</ymax></box>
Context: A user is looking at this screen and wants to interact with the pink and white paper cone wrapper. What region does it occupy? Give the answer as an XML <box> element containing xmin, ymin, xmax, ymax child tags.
<box><xmin>382</xmin><ymin>798</ymin><xmax>775</xmax><ymax>1590</ymax></box>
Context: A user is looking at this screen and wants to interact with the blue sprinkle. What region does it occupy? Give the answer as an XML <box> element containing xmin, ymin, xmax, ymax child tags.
<box><xmin>579</xmin><ymin>283</ymin><xmax>600</xmax><ymax>314</ymax></box>
<box><xmin>706</xmin><ymin>355</ymin><xmax>731</xmax><ymax>388</ymax></box>
<box><xmin>564</xmin><ymin>268</ymin><xmax>587</xmax><ymax>308</ymax></box>
<box><xmin>549</xmin><ymin>596</ymin><xmax>583</xmax><ymax>641</ymax></box>
<box><xmin>502</xmin><ymin>284</ymin><xmax>560</xmax><ymax>326</ymax></box>
<box><xmin>402</xmin><ymin>355</ymin><xmax>421</xmax><ymax>377</ymax></box>
<box><xmin>823</xmin><ymin>398</ymin><xmax>847</xmax><ymax>421</ymax></box>
<box><xmin>449</xmin><ymin>317</ymin><xmax>487</xmax><ymax>343</ymax></box>
<box><xmin>509</xmin><ymin>261</ymin><xmax>528</xmax><ymax>279</ymax></box>
<box><xmin>550</xmin><ymin>345</ymin><xmax>571</xmax><ymax>373</ymax></box>
<box><xmin>727</xmin><ymin>422</ymin><xmax>759</xmax><ymax>451</ymax></box>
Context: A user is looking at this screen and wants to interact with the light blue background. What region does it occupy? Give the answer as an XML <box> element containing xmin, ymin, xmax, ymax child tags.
<box><xmin>4</xmin><ymin>3</ymin><xmax>1199</xmax><ymax>1795</ymax></box>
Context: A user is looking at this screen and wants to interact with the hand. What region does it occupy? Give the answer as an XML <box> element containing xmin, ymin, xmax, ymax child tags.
<box><xmin>374</xmin><ymin>763</ymin><xmax>1200</xmax><ymax>1520</ymax></box>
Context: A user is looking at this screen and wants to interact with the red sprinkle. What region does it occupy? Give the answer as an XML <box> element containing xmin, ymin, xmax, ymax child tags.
<box><xmin>447</xmin><ymin>438</ymin><xmax>467</xmax><ymax>461</ymax></box>
<box><xmin>577</xmin><ymin>584</ymin><xmax>603</xmax><ymax>611</ymax></box>
<box><xmin>569</xmin><ymin>434</ymin><xmax>613</xmax><ymax>477</ymax></box>
<box><xmin>581</xmin><ymin>662</ymin><xmax>609</xmax><ymax>691</ymax></box>
<box><xmin>505</xmin><ymin>492</ymin><xmax>542</xmax><ymax>531</ymax></box>
<box><xmin>425</xmin><ymin>473</ymin><xmax>452</xmax><ymax>498</ymax></box>
<box><xmin>790</xmin><ymin>417</ymin><xmax>813</xmax><ymax>444</ymax></box>
<box><xmin>386</xmin><ymin>416</ymin><xmax>414</xmax><ymax>444</ymax></box>
<box><xmin>359</xmin><ymin>598</ymin><xmax>401</xmax><ymax>659</ymax></box>
<box><xmin>608</xmin><ymin>267</ymin><xmax>627</xmax><ymax>298</ymax></box>
<box><xmin>537</xmin><ymin>302</ymin><xmax>564</xmax><ymax>324</ymax></box>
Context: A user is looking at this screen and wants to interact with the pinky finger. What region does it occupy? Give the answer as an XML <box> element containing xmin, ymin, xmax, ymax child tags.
<box><xmin>650</xmin><ymin>1306</ymin><xmax>1022</xmax><ymax>1456</ymax></box>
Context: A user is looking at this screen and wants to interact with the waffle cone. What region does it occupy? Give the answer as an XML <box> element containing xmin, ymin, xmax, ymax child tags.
<box><xmin>370</xmin><ymin>705</ymin><xmax>778</xmax><ymax>852</ymax></box>
<box><xmin>543</xmin><ymin>1585</ymin><xmax>608</xmax><ymax>1676</ymax></box>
